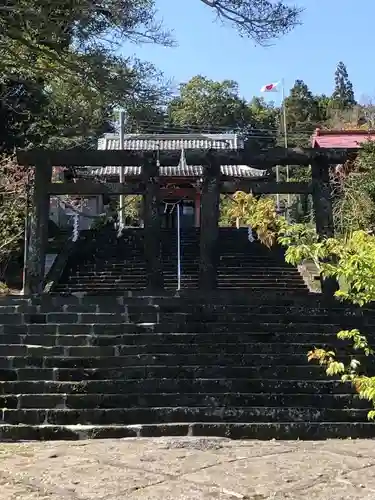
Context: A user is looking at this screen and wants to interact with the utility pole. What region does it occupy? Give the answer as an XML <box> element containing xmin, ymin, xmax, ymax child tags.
<box><xmin>281</xmin><ymin>79</ymin><xmax>291</xmax><ymax>219</ymax></box>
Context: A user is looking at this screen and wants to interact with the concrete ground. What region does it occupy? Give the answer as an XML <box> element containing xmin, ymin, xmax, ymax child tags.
<box><xmin>1</xmin><ymin>437</ymin><xmax>375</xmax><ymax>499</ymax></box>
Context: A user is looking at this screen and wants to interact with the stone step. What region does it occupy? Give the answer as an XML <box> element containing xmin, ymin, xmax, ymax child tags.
<box><xmin>62</xmin><ymin>280</ymin><xmax>306</xmax><ymax>287</ymax></box>
<box><xmin>139</xmin><ymin>312</ymin><xmax>371</xmax><ymax>324</ymax></box>
<box><xmin>2</xmin><ymin>321</ymin><xmax>350</xmax><ymax>335</ymax></box>
<box><xmin>12</xmin><ymin>306</ymin><xmax>370</xmax><ymax>322</ymax></box>
<box><xmin>0</xmin><ymin>393</ymin><xmax>363</xmax><ymax>410</ymax></box>
<box><xmin>0</xmin><ymin>364</ymin><xmax>347</xmax><ymax>381</ymax></box>
<box><xmin>2</xmin><ymin>422</ymin><xmax>375</xmax><ymax>441</ymax></box>
<box><xmin>135</xmin><ymin>321</ymin><xmax>345</xmax><ymax>333</ymax></box>
<box><xmin>0</xmin><ymin>353</ymin><xmax>349</xmax><ymax>369</ymax></box>
<box><xmin>0</xmin><ymin>378</ymin><xmax>353</xmax><ymax>395</ymax></box>
<box><xmin>72</xmin><ymin>269</ymin><xmax>302</xmax><ymax>276</ymax></box>
<box><xmin>64</xmin><ymin>279</ymin><xmax>307</xmax><ymax>287</ymax></box>
<box><xmin>75</xmin><ymin>265</ymin><xmax>291</xmax><ymax>272</ymax></box>
<box><xmin>27</xmin><ymin>293</ymin><xmax>322</xmax><ymax>306</ymax></box>
<box><xmin>1</xmin><ymin>406</ymin><xmax>370</xmax><ymax>426</ymax></box>
<box><xmin>0</xmin><ymin>342</ymin><xmax>345</xmax><ymax>357</ymax></box>
<box><xmin>0</xmin><ymin>332</ymin><xmax>361</xmax><ymax>347</ymax></box>
<box><xmin>71</xmin><ymin>268</ymin><xmax>295</xmax><ymax>276</ymax></box>
<box><xmin>1</xmin><ymin>310</ymin><xmax>369</xmax><ymax>325</ymax></box>
<box><xmin>55</xmin><ymin>285</ymin><xmax>310</xmax><ymax>292</ymax></box>
<box><xmin>1</xmin><ymin>302</ymin><xmax>362</xmax><ymax>315</ymax></box>
<box><xmin>67</xmin><ymin>272</ymin><xmax>304</xmax><ymax>280</ymax></box>
<box><xmin>58</xmin><ymin>285</ymin><xmax>309</xmax><ymax>292</ymax></box>
<box><xmin>87</xmin><ymin>259</ymin><xmax>286</xmax><ymax>265</ymax></box>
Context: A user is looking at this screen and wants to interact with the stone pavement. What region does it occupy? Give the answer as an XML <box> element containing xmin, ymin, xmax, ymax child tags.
<box><xmin>1</xmin><ymin>437</ymin><xmax>375</xmax><ymax>499</ymax></box>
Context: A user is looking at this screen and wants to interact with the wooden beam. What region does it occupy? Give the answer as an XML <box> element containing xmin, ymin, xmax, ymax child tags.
<box><xmin>221</xmin><ymin>181</ymin><xmax>312</xmax><ymax>194</ymax></box>
<box><xmin>17</xmin><ymin>146</ymin><xmax>359</xmax><ymax>168</ymax></box>
<box><xmin>48</xmin><ymin>180</ymin><xmax>312</xmax><ymax>196</ymax></box>
<box><xmin>48</xmin><ymin>180</ymin><xmax>142</xmax><ymax>195</ymax></box>
<box><xmin>160</xmin><ymin>187</ymin><xmax>196</xmax><ymax>198</ymax></box>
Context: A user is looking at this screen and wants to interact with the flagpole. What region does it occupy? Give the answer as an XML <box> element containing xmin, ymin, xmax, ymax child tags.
<box><xmin>281</xmin><ymin>78</ymin><xmax>291</xmax><ymax>217</ymax></box>
<box><xmin>281</xmin><ymin>79</ymin><xmax>288</xmax><ymax>149</ymax></box>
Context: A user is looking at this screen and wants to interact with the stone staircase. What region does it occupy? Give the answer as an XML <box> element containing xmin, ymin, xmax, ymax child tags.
<box><xmin>216</xmin><ymin>228</ymin><xmax>308</xmax><ymax>292</ymax></box>
<box><xmin>56</xmin><ymin>227</ymin><xmax>147</xmax><ymax>293</ymax></box>
<box><xmin>54</xmin><ymin>227</ymin><xmax>309</xmax><ymax>293</ymax></box>
<box><xmin>0</xmin><ymin>293</ymin><xmax>374</xmax><ymax>441</ymax></box>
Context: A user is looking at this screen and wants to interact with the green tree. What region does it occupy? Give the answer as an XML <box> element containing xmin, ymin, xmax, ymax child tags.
<box><xmin>333</xmin><ymin>140</ymin><xmax>375</xmax><ymax>234</ymax></box>
<box><xmin>0</xmin><ymin>76</ymin><xmax>49</xmax><ymax>152</ymax></box>
<box><xmin>0</xmin><ymin>0</ymin><xmax>302</xmax><ymax>148</ymax></box>
<box><xmin>1</xmin><ymin>1</ymin><xmax>302</xmax><ymax>77</ymax></box>
<box><xmin>0</xmin><ymin>1</ymin><xmax>171</xmax><ymax>150</ymax></box>
<box><xmin>284</xmin><ymin>80</ymin><xmax>323</xmax><ymax>146</ymax></box>
<box><xmin>282</xmin><ymin>81</ymin><xmax>329</xmax><ymax>221</ymax></box>
<box><xmin>245</xmin><ymin>96</ymin><xmax>278</xmax><ymax>149</ymax></box>
<box><xmin>40</xmin><ymin>56</ymin><xmax>168</xmax><ymax>149</ymax></box>
<box><xmin>331</xmin><ymin>61</ymin><xmax>356</xmax><ymax>110</ymax></box>
<box><xmin>168</xmin><ymin>76</ymin><xmax>278</xmax><ymax>150</ymax></box>
<box><xmin>0</xmin><ymin>0</ymin><xmax>171</xmax><ymax>78</ymax></box>
<box><xmin>168</xmin><ymin>76</ymin><xmax>251</xmax><ymax>131</ymax></box>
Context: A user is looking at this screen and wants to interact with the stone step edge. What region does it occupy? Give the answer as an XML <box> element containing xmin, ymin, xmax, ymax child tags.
<box><xmin>0</xmin><ymin>392</ymin><xmax>358</xmax><ymax>398</ymax></box>
<box><xmin>26</xmin><ymin>291</ymin><xmax>319</xmax><ymax>297</ymax></box>
<box><xmin>1</xmin><ymin>422</ymin><xmax>375</xmax><ymax>441</ymax></box>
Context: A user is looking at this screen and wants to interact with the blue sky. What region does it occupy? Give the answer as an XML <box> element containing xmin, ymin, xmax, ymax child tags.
<box><xmin>120</xmin><ymin>0</ymin><xmax>373</xmax><ymax>103</ymax></box>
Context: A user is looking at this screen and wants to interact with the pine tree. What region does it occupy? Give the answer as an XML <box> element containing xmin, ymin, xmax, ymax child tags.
<box><xmin>332</xmin><ymin>61</ymin><xmax>356</xmax><ymax>109</ymax></box>
<box><xmin>283</xmin><ymin>80</ymin><xmax>322</xmax><ymax>146</ymax></box>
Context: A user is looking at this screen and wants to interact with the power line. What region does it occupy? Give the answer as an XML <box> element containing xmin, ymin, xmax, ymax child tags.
<box><xmin>122</xmin><ymin>119</ymin><xmax>320</xmax><ymax>135</ymax></box>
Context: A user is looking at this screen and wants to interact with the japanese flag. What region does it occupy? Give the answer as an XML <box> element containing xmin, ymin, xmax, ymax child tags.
<box><xmin>260</xmin><ymin>82</ymin><xmax>280</xmax><ymax>92</ymax></box>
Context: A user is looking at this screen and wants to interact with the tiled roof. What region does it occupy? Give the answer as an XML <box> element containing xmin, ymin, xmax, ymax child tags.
<box><xmin>90</xmin><ymin>132</ymin><xmax>266</xmax><ymax>178</ymax></box>
<box><xmin>312</xmin><ymin>128</ymin><xmax>375</xmax><ymax>148</ymax></box>
<box><xmin>98</xmin><ymin>133</ymin><xmax>242</xmax><ymax>151</ymax></box>
<box><xmin>88</xmin><ymin>165</ymin><xmax>264</xmax><ymax>178</ymax></box>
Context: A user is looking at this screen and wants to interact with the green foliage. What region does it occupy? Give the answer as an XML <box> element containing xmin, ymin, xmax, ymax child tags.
<box><xmin>333</xmin><ymin>140</ymin><xmax>375</xmax><ymax>234</ymax></box>
<box><xmin>0</xmin><ymin>76</ymin><xmax>49</xmax><ymax>152</ymax></box>
<box><xmin>1</xmin><ymin>0</ymin><xmax>302</xmax><ymax>72</ymax></box>
<box><xmin>168</xmin><ymin>76</ymin><xmax>251</xmax><ymax>131</ymax></box>
<box><xmin>0</xmin><ymin>0</ymin><xmax>302</xmax><ymax>150</ymax></box>
<box><xmin>219</xmin><ymin>192</ymin><xmax>288</xmax><ymax>247</ymax></box>
<box><xmin>308</xmin><ymin>328</ymin><xmax>375</xmax><ymax>421</ymax></box>
<box><xmin>331</xmin><ymin>61</ymin><xmax>356</xmax><ymax>110</ymax></box>
<box><xmin>281</xmin><ymin>230</ymin><xmax>375</xmax><ymax>306</ymax></box>
<box><xmin>0</xmin><ymin>0</ymin><xmax>171</xmax><ymax>151</ymax></box>
<box><xmin>0</xmin><ymin>281</ymin><xmax>10</xmax><ymax>295</ymax></box>
<box><xmin>167</xmin><ymin>77</ymin><xmax>278</xmax><ymax>149</ymax></box>
<box><xmin>245</xmin><ymin>97</ymin><xmax>278</xmax><ymax>149</ymax></box>
<box><xmin>0</xmin><ymin>0</ymin><xmax>171</xmax><ymax>76</ymax></box>
<box><xmin>284</xmin><ymin>80</ymin><xmax>324</xmax><ymax>146</ymax></box>
<box><xmin>278</xmin><ymin>228</ymin><xmax>375</xmax><ymax>420</ymax></box>
<box><xmin>123</xmin><ymin>196</ymin><xmax>142</xmax><ymax>225</ymax></box>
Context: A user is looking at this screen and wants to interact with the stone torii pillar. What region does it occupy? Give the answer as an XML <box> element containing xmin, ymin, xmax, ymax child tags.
<box><xmin>142</xmin><ymin>153</ymin><xmax>164</xmax><ymax>291</ymax></box>
<box><xmin>311</xmin><ymin>158</ymin><xmax>339</xmax><ymax>298</ymax></box>
<box><xmin>199</xmin><ymin>153</ymin><xmax>221</xmax><ymax>290</ymax></box>
<box><xmin>27</xmin><ymin>162</ymin><xmax>53</xmax><ymax>294</ymax></box>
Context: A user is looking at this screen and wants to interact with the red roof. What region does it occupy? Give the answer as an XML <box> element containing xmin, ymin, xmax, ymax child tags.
<box><xmin>312</xmin><ymin>129</ymin><xmax>375</xmax><ymax>148</ymax></box>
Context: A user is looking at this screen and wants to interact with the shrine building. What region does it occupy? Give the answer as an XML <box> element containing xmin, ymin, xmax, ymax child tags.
<box><xmin>86</xmin><ymin>132</ymin><xmax>267</xmax><ymax>228</ymax></box>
